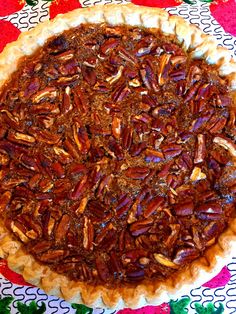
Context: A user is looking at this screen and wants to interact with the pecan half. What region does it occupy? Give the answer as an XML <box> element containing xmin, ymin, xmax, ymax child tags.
<box><xmin>55</xmin><ymin>214</ymin><xmax>70</xmax><ymax>243</ymax></box>
<box><xmin>83</xmin><ymin>216</ymin><xmax>94</xmax><ymax>251</ymax></box>
<box><xmin>130</xmin><ymin>218</ymin><xmax>153</xmax><ymax>236</ymax></box>
<box><xmin>96</xmin><ymin>255</ymin><xmax>111</xmax><ymax>282</ymax></box>
<box><xmin>33</xmin><ymin>87</ymin><xmax>57</xmax><ymax>103</ymax></box>
<box><xmin>173</xmin><ymin>248</ymin><xmax>200</xmax><ymax>265</ymax></box>
<box><xmin>145</xmin><ymin>149</ymin><xmax>164</xmax><ymax>163</ymax></box>
<box><xmin>38</xmin><ymin>250</ymin><xmax>68</xmax><ymax>263</ymax></box>
<box><xmin>213</xmin><ymin>136</ymin><xmax>236</xmax><ymax>157</ymax></box>
<box><xmin>194</xmin><ymin>134</ymin><xmax>206</xmax><ymax>164</ymax></box>
<box><xmin>190</xmin><ymin>167</ymin><xmax>206</xmax><ymax>181</ymax></box>
<box><xmin>70</xmin><ymin>175</ymin><xmax>89</xmax><ymax>200</ymax></box>
<box><xmin>143</xmin><ymin>196</ymin><xmax>165</xmax><ymax>218</ymax></box>
<box><xmin>0</xmin><ymin>191</ymin><xmax>12</xmax><ymax>212</ymax></box>
<box><xmin>112</xmin><ymin>116</ymin><xmax>121</xmax><ymax>140</ymax></box>
<box><xmin>158</xmin><ymin>54</ymin><xmax>171</xmax><ymax>86</ymax></box>
<box><xmin>173</xmin><ymin>200</ymin><xmax>194</xmax><ymax>216</ymax></box>
<box><xmin>8</xmin><ymin>131</ymin><xmax>35</xmax><ymax>146</ymax></box>
<box><xmin>124</xmin><ymin>167</ymin><xmax>150</xmax><ymax>180</ymax></box>
<box><xmin>154</xmin><ymin>253</ymin><xmax>179</xmax><ymax>269</ymax></box>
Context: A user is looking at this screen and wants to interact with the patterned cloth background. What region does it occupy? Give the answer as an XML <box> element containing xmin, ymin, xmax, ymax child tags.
<box><xmin>0</xmin><ymin>0</ymin><xmax>236</xmax><ymax>313</ymax></box>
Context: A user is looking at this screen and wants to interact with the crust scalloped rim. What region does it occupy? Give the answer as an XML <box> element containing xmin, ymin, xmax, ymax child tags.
<box><xmin>0</xmin><ymin>3</ymin><xmax>236</xmax><ymax>310</ymax></box>
<box><xmin>0</xmin><ymin>4</ymin><xmax>236</xmax><ymax>89</ymax></box>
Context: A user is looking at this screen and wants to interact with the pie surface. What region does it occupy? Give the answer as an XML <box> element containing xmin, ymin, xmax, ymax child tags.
<box><xmin>0</xmin><ymin>4</ymin><xmax>236</xmax><ymax>309</ymax></box>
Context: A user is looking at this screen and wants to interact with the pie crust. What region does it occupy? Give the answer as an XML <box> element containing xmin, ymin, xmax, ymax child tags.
<box><xmin>0</xmin><ymin>3</ymin><xmax>236</xmax><ymax>310</ymax></box>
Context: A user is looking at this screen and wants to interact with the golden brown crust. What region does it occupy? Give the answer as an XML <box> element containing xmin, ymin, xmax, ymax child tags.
<box><xmin>0</xmin><ymin>3</ymin><xmax>236</xmax><ymax>309</ymax></box>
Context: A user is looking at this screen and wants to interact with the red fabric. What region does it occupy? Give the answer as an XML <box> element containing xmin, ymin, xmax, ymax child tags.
<box><xmin>0</xmin><ymin>0</ymin><xmax>25</xmax><ymax>17</ymax></box>
<box><xmin>0</xmin><ymin>20</ymin><xmax>21</xmax><ymax>53</ymax></box>
<box><xmin>118</xmin><ymin>304</ymin><xmax>170</xmax><ymax>314</ymax></box>
<box><xmin>131</xmin><ymin>0</ymin><xmax>181</xmax><ymax>8</ymax></box>
<box><xmin>203</xmin><ymin>266</ymin><xmax>231</xmax><ymax>288</ymax></box>
<box><xmin>210</xmin><ymin>0</ymin><xmax>236</xmax><ymax>37</ymax></box>
<box><xmin>49</xmin><ymin>0</ymin><xmax>82</xmax><ymax>19</ymax></box>
<box><xmin>0</xmin><ymin>260</ymin><xmax>31</xmax><ymax>286</ymax></box>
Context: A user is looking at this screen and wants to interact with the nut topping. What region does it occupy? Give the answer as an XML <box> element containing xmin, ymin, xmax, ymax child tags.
<box><xmin>124</xmin><ymin>167</ymin><xmax>150</xmax><ymax>180</ymax></box>
<box><xmin>33</xmin><ymin>87</ymin><xmax>57</xmax><ymax>103</ymax></box>
<box><xmin>173</xmin><ymin>201</ymin><xmax>194</xmax><ymax>216</ymax></box>
<box><xmin>213</xmin><ymin>136</ymin><xmax>236</xmax><ymax>157</ymax></box>
<box><xmin>83</xmin><ymin>217</ymin><xmax>94</xmax><ymax>251</ymax></box>
<box><xmin>0</xmin><ymin>23</ymin><xmax>235</xmax><ymax>286</ymax></box>
<box><xmin>8</xmin><ymin>131</ymin><xmax>35</xmax><ymax>145</ymax></box>
<box><xmin>158</xmin><ymin>54</ymin><xmax>171</xmax><ymax>86</ymax></box>
<box><xmin>154</xmin><ymin>254</ymin><xmax>179</xmax><ymax>269</ymax></box>
<box><xmin>194</xmin><ymin>134</ymin><xmax>206</xmax><ymax>164</ymax></box>
<box><xmin>190</xmin><ymin>167</ymin><xmax>206</xmax><ymax>181</ymax></box>
<box><xmin>0</xmin><ymin>191</ymin><xmax>12</xmax><ymax>212</ymax></box>
<box><xmin>55</xmin><ymin>214</ymin><xmax>70</xmax><ymax>243</ymax></box>
<box><xmin>112</xmin><ymin>116</ymin><xmax>121</xmax><ymax>140</ymax></box>
<box><xmin>130</xmin><ymin>219</ymin><xmax>153</xmax><ymax>236</ymax></box>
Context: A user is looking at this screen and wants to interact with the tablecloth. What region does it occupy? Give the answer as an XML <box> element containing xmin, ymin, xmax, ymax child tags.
<box><xmin>0</xmin><ymin>0</ymin><xmax>236</xmax><ymax>313</ymax></box>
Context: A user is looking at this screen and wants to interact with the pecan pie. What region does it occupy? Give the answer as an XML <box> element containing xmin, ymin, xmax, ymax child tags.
<box><xmin>0</xmin><ymin>4</ymin><xmax>236</xmax><ymax>309</ymax></box>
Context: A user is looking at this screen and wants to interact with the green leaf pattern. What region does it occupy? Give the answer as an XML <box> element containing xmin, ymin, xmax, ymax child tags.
<box><xmin>169</xmin><ymin>297</ymin><xmax>224</xmax><ymax>314</ymax></box>
<box><xmin>170</xmin><ymin>297</ymin><xmax>191</xmax><ymax>314</ymax></box>
<box><xmin>0</xmin><ymin>295</ymin><xmax>227</xmax><ymax>313</ymax></box>
<box><xmin>195</xmin><ymin>303</ymin><xmax>224</xmax><ymax>314</ymax></box>
<box><xmin>0</xmin><ymin>297</ymin><xmax>14</xmax><ymax>314</ymax></box>
<box><xmin>71</xmin><ymin>303</ymin><xmax>93</xmax><ymax>314</ymax></box>
<box><xmin>25</xmin><ymin>0</ymin><xmax>39</xmax><ymax>6</ymax></box>
<box><xmin>16</xmin><ymin>301</ymin><xmax>46</xmax><ymax>314</ymax></box>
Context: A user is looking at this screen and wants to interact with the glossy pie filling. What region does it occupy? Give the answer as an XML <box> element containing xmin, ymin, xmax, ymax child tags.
<box><xmin>0</xmin><ymin>24</ymin><xmax>235</xmax><ymax>285</ymax></box>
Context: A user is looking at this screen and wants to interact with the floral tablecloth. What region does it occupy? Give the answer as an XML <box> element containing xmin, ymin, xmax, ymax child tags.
<box><xmin>0</xmin><ymin>0</ymin><xmax>236</xmax><ymax>313</ymax></box>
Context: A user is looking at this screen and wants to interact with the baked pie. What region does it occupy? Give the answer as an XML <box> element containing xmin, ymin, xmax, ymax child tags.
<box><xmin>0</xmin><ymin>4</ymin><xmax>235</xmax><ymax>309</ymax></box>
